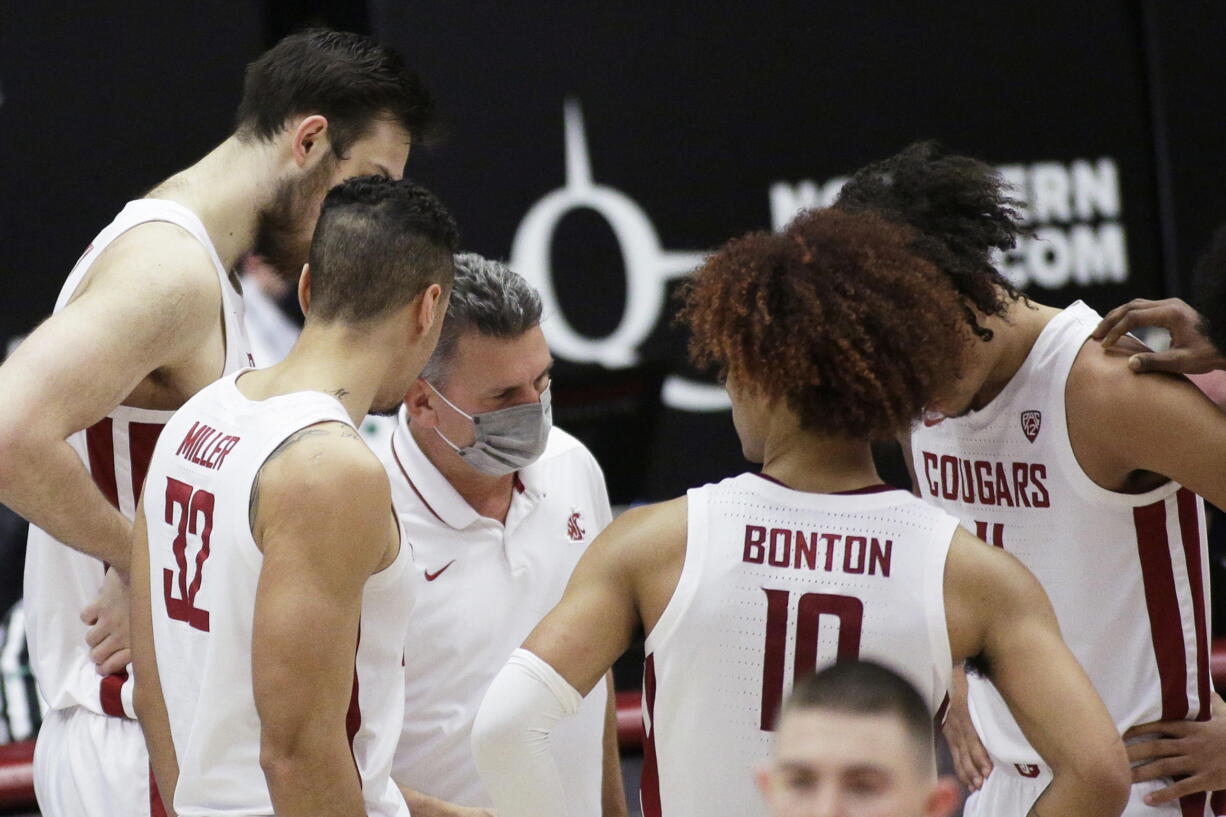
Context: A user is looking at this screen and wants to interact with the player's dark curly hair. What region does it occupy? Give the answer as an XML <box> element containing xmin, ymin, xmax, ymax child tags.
<box><xmin>835</xmin><ymin>142</ymin><xmax>1026</xmax><ymax>341</ymax></box>
<box><xmin>678</xmin><ymin>208</ymin><xmax>970</xmax><ymax>440</ymax></box>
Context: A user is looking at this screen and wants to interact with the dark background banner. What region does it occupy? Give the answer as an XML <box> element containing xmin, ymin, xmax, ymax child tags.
<box><xmin>2</xmin><ymin>0</ymin><xmax>1225</xmax><ymax>501</ymax></box>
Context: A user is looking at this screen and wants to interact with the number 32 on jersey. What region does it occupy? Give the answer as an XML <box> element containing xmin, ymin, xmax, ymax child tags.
<box><xmin>163</xmin><ymin>477</ymin><xmax>215</xmax><ymax>632</ymax></box>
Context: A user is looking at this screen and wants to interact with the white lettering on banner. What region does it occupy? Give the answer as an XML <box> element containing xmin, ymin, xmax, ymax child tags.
<box><xmin>512</xmin><ymin>100</ymin><xmax>1130</xmax><ymax>415</ymax></box>
<box><xmin>511</xmin><ymin>100</ymin><xmax>729</xmax><ymax>412</ymax></box>
<box><xmin>772</xmin><ymin>157</ymin><xmax>1129</xmax><ymax>291</ymax></box>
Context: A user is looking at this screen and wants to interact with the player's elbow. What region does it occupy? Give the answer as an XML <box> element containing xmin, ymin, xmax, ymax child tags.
<box><xmin>1055</xmin><ymin>740</ymin><xmax>1131</xmax><ymax>816</ymax></box>
<box><xmin>470</xmin><ymin>693</ymin><xmax>528</xmax><ymax>777</ymax></box>
<box><xmin>258</xmin><ymin>724</ymin><xmax>333</xmax><ymax>791</ymax></box>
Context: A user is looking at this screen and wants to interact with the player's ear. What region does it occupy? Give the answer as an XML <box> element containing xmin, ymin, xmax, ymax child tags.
<box><xmin>404</xmin><ymin>379</ymin><xmax>438</xmax><ymax>427</ymax></box>
<box><xmin>289</xmin><ymin>114</ymin><xmax>331</xmax><ymax>170</ymax></box>
<box><xmin>297</xmin><ymin>264</ymin><xmax>312</xmax><ymax>315</ymax></box>
<box><xmin>415</xmin><ymin>283</ymin><xmax>444</xmax><ymax>337</ymax></box>
<box><xmin>924</xmin><ymin>776</ymin><xmax>961</xmax><ymax>817</ymax></box>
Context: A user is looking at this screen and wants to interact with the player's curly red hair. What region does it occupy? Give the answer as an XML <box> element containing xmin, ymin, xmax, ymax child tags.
<box><xmin>678</xmin><ymin>208</ymin><xmax>970</xmax><ymax>440</ymax></box>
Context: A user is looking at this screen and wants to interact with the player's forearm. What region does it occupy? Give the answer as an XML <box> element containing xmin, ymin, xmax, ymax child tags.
<box><xmin>1031</xmin><ymin>756</ymin><xmax>1130</xmax><ymax>817</ymax></box>
<box><xmin>0</xmin><ymin>434</ymin><xmax>131</xmax><ymax>569</ymax></box>
<box><xmin>601</xmin><ymin>674</ymin><xmax>629</xmax><ymax>817</ymax></box>
<box><xmin>397</xmin><ymin>785</ymin><xmax>481</xmax><ymax>817</ymax></box>
<box><xmin>135</xmin><ymin>689</ymin><xmax>181</xmax><ymax>817</ymax></box>
<box><xmin>472</xmin><ymin>650</ymin><xmax>579</xmax><ymax>817</ymax></box>
<box><xmin>261</xmin><ymin>741</ymin><xmax>367</xmax><ymax>817</ymax></box>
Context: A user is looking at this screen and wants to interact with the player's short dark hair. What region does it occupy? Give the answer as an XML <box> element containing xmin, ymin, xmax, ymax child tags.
<box><xmin>783</xmin><ymin>661</ymin><xmax>933</xmax><ymax>766</ymax></box>
<box><xmin>236</xmin><ymin>28</ymin><xmax>436</xmax><ymax>158</ymax></box>
<box><xmin>420</xmin><ymin>253</ymin><xmax>543</xmax><ymax>384</ymax></box>
<box><xmin>678</xmin><ymin>208</ymin><xmax>970</xmax><ymax>440</ymax></box>
<box><xmin>835</xmin><ymin>141</ymin><xmax>1026</xmax><ymax>341</ymax></box>
<box><xmin>307</xmin><ymin>176</ymin><xmax>459</xmax><ymax>323</ymax></box>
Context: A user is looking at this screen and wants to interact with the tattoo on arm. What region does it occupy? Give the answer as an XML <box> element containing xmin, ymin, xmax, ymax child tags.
<box><xmin>247</xmin><ymin>424</ymin><xmax>362</xmax><ymax>532</ymax></box>
<box><xmin>330</xmin><ymin>388</ymin><xmax>350</xmax><ymax>400</ymax></box>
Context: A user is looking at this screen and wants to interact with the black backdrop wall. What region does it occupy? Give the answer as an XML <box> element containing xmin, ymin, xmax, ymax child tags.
<box><xmin>2</xmin><ymin>1</ymin><xmax>1225</xmax><ymax>501</ymax></box>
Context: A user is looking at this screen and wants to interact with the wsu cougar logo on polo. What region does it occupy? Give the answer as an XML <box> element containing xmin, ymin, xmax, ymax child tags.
<box><xmin>567</xmin><ymin>509</ymin><xmax>585</xmax><ymax>542</ymax></box>
<box><xmin>1021</xmin><ymin>410</ymin><xmax>1042</xmax><ymax>443</ymax></box>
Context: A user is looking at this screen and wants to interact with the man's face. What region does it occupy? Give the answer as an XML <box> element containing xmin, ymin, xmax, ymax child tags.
<box><xmin>921</xmin><ymin>324</ymin><xmax>997</xmax><ymax>425</ymax></box>
<box><xmin>430</xmin><ymin>326</ymin><xmax>553</xmax><ymax>449</ymax></box>
<box><xmin>256</xmin><ymin>118</ymin><xmax>412</xmax><ymax>280</ymax></box>
<box><xmin>758</xmin><ymin>709</ymin><xmax>954</xmax><ymax>817</ymax></box>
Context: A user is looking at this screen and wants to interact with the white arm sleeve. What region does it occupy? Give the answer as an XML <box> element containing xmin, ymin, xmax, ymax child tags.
<box><xmin>471</xmin><ymin>648</ymin><xmax>583</xmax><ymax>817</ymax></box>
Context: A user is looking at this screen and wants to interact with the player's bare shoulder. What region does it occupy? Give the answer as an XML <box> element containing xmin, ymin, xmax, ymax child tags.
<box><xmin>250</xmin><ymin>421</ymin><xmax>396</xmax><ymax>570</ymax></box>
<box><xmin>1069</xmin><ymin>327</ymin><xmax>1211</xmax><ymax>478</ymax></box>
<box><xmin>593</xmin><ymin>496</ymin><xmax>688</xmax><ymax>631</ymax></box>
<box><xmin>68</xmin><ymin>219</ymin><xmax>230</xmax><ymax>406</ymax></box>
<box><xmin>71</xmin><ymin>219</ymin><xmax>219</xmax><ymax>307</ymax></box>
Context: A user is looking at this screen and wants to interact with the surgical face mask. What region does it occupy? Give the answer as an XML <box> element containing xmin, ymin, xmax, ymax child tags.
<box><xmin>427</xmin><ymin>381</ymin><xmax>553</xmax><ymax>476</ymax></box>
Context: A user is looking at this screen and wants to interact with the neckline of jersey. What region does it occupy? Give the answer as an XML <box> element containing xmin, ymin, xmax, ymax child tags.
<box><xmin>752</xmin><ymin>472</ymin><xmax>897</xmax><ymax>495</ymax></box>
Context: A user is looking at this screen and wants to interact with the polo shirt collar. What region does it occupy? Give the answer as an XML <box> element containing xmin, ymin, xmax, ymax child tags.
<box><xmin>391</xmin><ymin>406</ymin><xmax>482</xmax><ymax>530</ymax></box>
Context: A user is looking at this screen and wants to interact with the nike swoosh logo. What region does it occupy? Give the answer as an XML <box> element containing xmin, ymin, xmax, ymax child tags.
<box><xmin>424</xmin><ymin>560</ymin><xmax>456</xmax><ymax>582</ymax></box>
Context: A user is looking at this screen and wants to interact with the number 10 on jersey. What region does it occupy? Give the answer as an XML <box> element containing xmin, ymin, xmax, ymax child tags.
<box><xmin>759</xmin><ymin>588</ymin><xmax>863</xmax><ymax>730</ymax></box>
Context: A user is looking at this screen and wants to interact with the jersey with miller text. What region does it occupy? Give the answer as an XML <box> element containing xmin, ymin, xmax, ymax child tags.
<box><xmin>24</xmin><ymin>199</ymin><xmax>252</xmax><ymax>720</ymax></box>
<box><xmin>638</xmin><ymin>473</ymin><xmax>959</xmax><ymax>817</ymax></box>
<box><xmin>144</xmin><ymin>372</ymin><xmax>411</xmax><ymax>817</ymax></box>
<box><xmin>911</xmin><ymin>302</ymin><xmax>1212</xmax><ymax>779</ymax></box>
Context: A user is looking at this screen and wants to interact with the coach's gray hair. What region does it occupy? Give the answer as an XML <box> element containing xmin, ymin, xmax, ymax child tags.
<box><xmin>420</xmin><ymin>252</ymin><xmax>544</xmax><ymax>384</ymax></box>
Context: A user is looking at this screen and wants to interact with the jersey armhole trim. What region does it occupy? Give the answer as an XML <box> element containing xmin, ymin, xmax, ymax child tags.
<box><xmin>643</xmin><ymin>491</ymin><xmax>700</xmax><ymax>656</ymax></box>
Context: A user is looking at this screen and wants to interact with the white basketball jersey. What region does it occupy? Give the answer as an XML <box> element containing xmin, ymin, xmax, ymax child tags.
<box><xmin>640</xmin><ymin>473</ymin><xmax>959</xmax><ymax>817</ymax></box>
<box><xmin>911</xmin><ymin>303</ymin><xmax>1213</xmax><ymax>787</ymax></box>
<box><xmin>143</xmin><ymin>373</ymin><xmax>412</xmax><ymax>817</ymax></box>
<box><xmin>24</xmin><ymin>199</ymin><xmax>252</xmax><ymax>719</ymax></box>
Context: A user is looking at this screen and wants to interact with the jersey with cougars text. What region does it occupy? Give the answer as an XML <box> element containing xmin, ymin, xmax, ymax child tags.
<box><xmin>144</xmin><ymin>372</ymin><xmax>411</xmax><ymax>817</ymax></box>
<box><xmin>912</xmin><ymin>301</ymin><xmax>1213</xmax><ymax>811</ymax></box>
<box><xmin>638</xmin><ymin>473</ymin><xmax>959</xmax><ymax>817</ymax></box>
<box><xmin>23</xmin><ymin>199</ymin><xmax>252</xmax><ymax>720</ymax></box>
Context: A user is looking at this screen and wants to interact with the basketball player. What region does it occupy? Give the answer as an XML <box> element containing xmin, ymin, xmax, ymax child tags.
<box><xmin>0</xmin><ymin>29</ymin><xmax>433</xmax><ymax>817</ymax></box>
<box><xmin>834</xmin><ymin>143</ymin><xmax>1226</xmax><ymax>815</ymax></box>
<box><xmin>757</xmin><ymin>662</ymin><xmax>959</xmax><ymax>817</ymax></box>
<box><xmin>130</xmin><ymin>176</ymin><xmax>458</xmax><ymax>816</ymax></box>
<box><xmin>470</xmin><ymin>208</ymin><xmax>1130</xmax><ymax>817</ymax></box>
<box><xmin>389</xmin><ymin>254</ymin><xmax>627</xmax><ymax>817</ymax></box>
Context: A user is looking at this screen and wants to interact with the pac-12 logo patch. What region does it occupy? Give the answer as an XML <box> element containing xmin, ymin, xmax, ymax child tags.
<box><xmin>1021</xmin><ymin>410</ymin><xmax>1042</xmax><ymax>443</ymax></box>
<box><xmin>567</xmin><ymin>509</ymin><xmax>585</xmax><ymax>542</ymax></box>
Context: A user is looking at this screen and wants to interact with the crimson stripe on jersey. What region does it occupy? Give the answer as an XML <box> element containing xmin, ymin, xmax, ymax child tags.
<box><xmin>86</xmin><ymin>418</ymin><xmax>120</xmax><ymax>510</ymax></box>
<box><xmin>100</xmin><ymin>668</ymin><xmax>128</xmax><ymax>717</ymax></box>
<box><xmin>346</xmin><ymin>624</ymin><xmax>362</xmax><ymax>786</ymax></box>
<box><xmin>639</xmin><ymin>654</ymin><xmax>661</xmax><ymax>817</ymax></box>
<box><xmin>129</xmin><ymin>421</ymin><xmax>164</xmax><ymax>503</ymax></box>
<box><xmin>1134</xmin><ymin>500</ymin><xmax>1189</xmax><ymax>721</ymax></box>
<box><xmin>1176</xmin><ymin>489</ymin><xmax>1211</xmax><ymax>722</ymax></box>
<box><xmin>149</xmin><ymin>764</ymin><xmax>168</xmax><ymax>817</ymax></box>
<box><xmin>933</xmin><ymin>692</ymin><xmax>950</xmax><ymax>730</ymax></box>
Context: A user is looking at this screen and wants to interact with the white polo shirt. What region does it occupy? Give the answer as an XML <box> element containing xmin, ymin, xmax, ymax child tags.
<box><xmin>387</xmin><ymin>407</ymin><xmax>612</xmax><ymax>814</ymax></box>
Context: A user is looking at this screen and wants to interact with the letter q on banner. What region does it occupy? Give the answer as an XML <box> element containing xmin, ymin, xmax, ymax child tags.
<box><xmin>511</xmin><ymin>99</ymin><xmax>730</xmax><ymax>411</ymax></box>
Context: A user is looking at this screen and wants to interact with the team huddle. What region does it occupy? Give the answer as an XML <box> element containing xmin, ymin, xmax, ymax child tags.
<box><xmin>5</xmin><ymin>25</ymin><xmax>1226</xmax><ymax>817</ymax></box>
